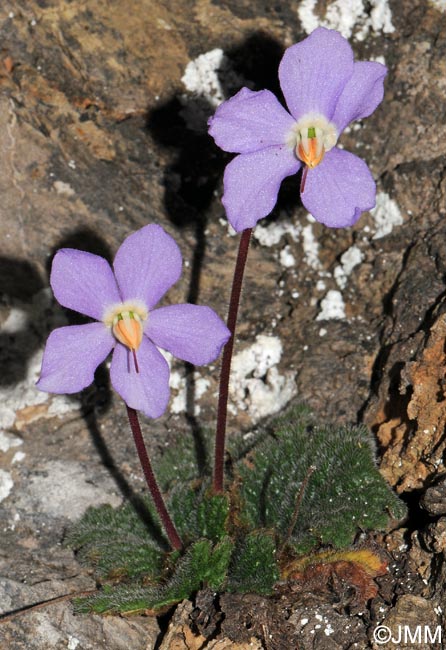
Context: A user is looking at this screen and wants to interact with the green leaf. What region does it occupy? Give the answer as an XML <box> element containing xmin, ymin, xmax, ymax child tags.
<box><xmin>74</xmin><ymin>538</ymin><xmax>234</xmax><ymax>614</ymax></box>
<box><xmin>65</xmin><ymin>500</ymin><xmax>165</xmax><ymax>580</ymax></box>
<box><xmin>228</xmin><ymin>531</ymin><xmax>279</xmax><ymax>595</ymax></box>
<box><xmin>69</xmin><ymin>402</ymin><xmax>406</xmax><ymax>615</ymax></box>
<box><xmin>169</xmin><ymin>483</ymin><xmax>230</xmax><ymax>543</ymax></box>
<box><xmin>237</xmin><ymin>405</ymin><xmax>406</xmax><ymax>554</ymax></box>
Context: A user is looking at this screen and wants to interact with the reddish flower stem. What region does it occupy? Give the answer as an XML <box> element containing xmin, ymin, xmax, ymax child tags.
<box><xmin>213</xmin><ymin>227</ymin><xmax>252</xmax><ymax>493</ymax></box>
<box><xmin>126</xmin><ymin>405</ymin><xmax>183</xmax><ymax>551</ymax></box>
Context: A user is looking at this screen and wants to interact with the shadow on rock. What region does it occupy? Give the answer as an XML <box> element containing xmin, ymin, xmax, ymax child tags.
<box><xmin>145</xmin><ymin>31</ymin><xmax>302</xmax><ymax>463</ymax></box>
<box><xmin>81</xmin><ymin>367</ymin><xmax>168</xmax><ymax>549</ymax></box>
<box><xmin>145</xmin><ymin>31</ymin><xmax>288</xmax><ymax>232</ymax></box>
<box><xmin>0</xmin><ymin>257</ymin><xmax>46</xmax><ymax>387</ymax></box>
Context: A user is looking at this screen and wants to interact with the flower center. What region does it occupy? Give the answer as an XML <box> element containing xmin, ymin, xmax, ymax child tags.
<box><xmin>288</xmin><ymin>112</ymin><xmax>338</xmax><ymax>171</ymax></box>
<box><xmin>112</xmin><ymin>311</ymin><xmax>144</xmax><ymax>351</ymax></box>
<box><xmin>103</xmin><ymin>300</ymin><xmax>148</xmax><ymax>373</ymax></box>
<box><xmin>297</xmin><ymin>125</ymin><xmax>325</xmax><ymax>169</ymax></box>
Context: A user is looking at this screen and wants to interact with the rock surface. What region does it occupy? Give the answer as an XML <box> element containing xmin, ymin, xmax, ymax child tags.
<box><xmin>1</xmin><ymin>0</ymin><xmax>446</xmax><ymax>648</ymax></box>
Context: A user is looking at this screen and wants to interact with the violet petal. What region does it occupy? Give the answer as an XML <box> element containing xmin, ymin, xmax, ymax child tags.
<box><xmin>113</xmin><ymin>224</ymin><xmax>182</xmax><ymax>310</ymax></box>
<box><xmin>208</xmin><ymin>87</ymin><xmax>295</xmax><ymax>154</ymax></box>
<box><xmin>51</xmin><ymin>249</ymin><xmax>121</xmax><ymax>321</ymax></box>
<box><xmin>37</xmin><ymin>323</ymin><xmax>114</xmax><ymax>393</ymax></box>
<box><xmin>302</xmin><ymin>148</ymin><xmax>376</xmax><ymax>227</ymax></box>
<box><xmin>222</xmin><ymin>146</ymin><xmax>301</xmax><ymax>232</ymax></box>
<box><xmin>278</xmin><ymin>27</ymin><xmax>354</xmax><ymax>122</ymax></box>
<box><xmin>331</xmin><ymin>61</ymin><xmax>387</xmax><ymax>134</ymax></box>
<box><xmin>146</xmin><ymin>304</ymin><xmax>231</xmax><ymax>365</ymax></box>
<box><xmin>110</xmin><ymin>337</ymin><xmax>170</xmax><ymax>419</ymax></box>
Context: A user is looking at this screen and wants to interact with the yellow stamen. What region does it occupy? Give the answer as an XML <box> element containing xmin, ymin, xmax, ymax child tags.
<box><xmin>297</xmin><ymin>132</ymin><xmax>325</xmax><ymax>168</ymax></box>
<box><xmin>103</xmin><ymin>301</ymin><xmax>148</xmax><ymax>375</ymax></box>
<box><xmin>112</xmin><ymin>311</ymin><xmax>143</xmax><ymax>351</ymax></box>
<box><xmin>287</xmin><ymin>114</ymin><xmax>338</xmax><ymax>172</ymax></box>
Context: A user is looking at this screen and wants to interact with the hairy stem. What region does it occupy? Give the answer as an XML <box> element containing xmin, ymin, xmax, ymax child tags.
<box><xmin>126</xmin><ymin>406</ymin><xmax>183</xmax><ymax>551</ymax></box>
<box><xmin>281</xmin><ymin>464</ymin><xmax>317</xmax><ymax>552</ymax></box>
<box><xmin>213</xmin><ymin>227</ymin><xmax>252</xmax><ymax>493</ymax></box>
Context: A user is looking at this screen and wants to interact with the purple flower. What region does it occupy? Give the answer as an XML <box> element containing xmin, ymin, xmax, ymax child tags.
<box><xmin>208</xmin><ymin>27</ymin><xmax>387</xmax><ymax>230</ymax></box>
<box><xmin>37</xmin><ymin>224</ymin><xmax>230</xmax><ymax>418</ymax></box>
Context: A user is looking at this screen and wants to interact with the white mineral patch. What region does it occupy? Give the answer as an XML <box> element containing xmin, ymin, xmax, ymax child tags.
<box><xmin>0</xmin><ymin>289</ymin><xmax>80</xmax><ymax>433</ymax></box>
<box><xmin>302</xmin><ymin>222</ymin><xmax>322</xmax><ymax>270</ymax></box>
<box><xmin>181</xmin><ymin>49</ymin><xmax>245</xmax><ymax>130</ymax></box>
<box><xmin>0</xmin><ymin>350</ymin><xmax>80</xmax><ymax>432</ymax></box>
<box><xmin>0</xmin><ymin>431</ymin><xmax>22</xmax><ymax>453</ymax></box>
<box><xmin>298</xmin><ymin>0</ymin><xmax>395</xmax><ymax>40</ymax></box>
<box><xmin>371</xmin><ymin>192</ymin><xmax>403</xmax><ymax>239</ymax></box>
<box><xmin>430</xmin><ymin>0</ymin><xmax>446</xmax><ymax>11</ymax></box>
<box><xmin>316</xmin><ymin>290</ymin><xmax>346</xmax><ymax>320</ymax></box>
<box><xmin>21</xmin><ymin>460</ymin><xmax>121</xmax><ymax>521</ymax></box>
<box><xmin>47</xmin><ymin>394</ymin><xmax>80</xmax><ymax>416</ymax></box>
<box><xmin>68</xmin><ymin>636</ymin><xmax>80</xmax><ymax>650</ymax></box>
<box><xmin>0</xmin><ymin>351</ymin><xmax>48</xmax><ymax>432</ymax></box>
<box><xmin>157</xmin><ymin>17</ymin><xmax>173</xmax><ymax>30</ymax></box>
<box><xmin>334</xmin><ymin>245</ymin><xmax>364</xmax><ymax>289</ymax></box>
<box><xmin>53</xmin><ymin>180</ymin><xmax>75</xmax><ymax>196</ymax></box>
<box><xmin>253</xmin><ymin>219</ymin><xmax>301</xmax><ymax>247</ymax></box>
<box><xmin>366</xmin><ymin>0</ymin><xmax>395</xmax><ymax>37</ymax></box>
<box><xmin>324</xmin><ymin>623</ymin><xmax>335</xmax><ymax>636</ymax></box>
<box><xmin>0</xmin><ymin>470</ymin><xmax>13</xmax><ymax>503</ymax></box>
<box><xmin>230</xmin><ymin>335</ymin><xmax>297</xmax><ymax>421</ymax></box>
<box><xmin>162</xmin><ymin>351</ymin><xmax>203</xmax><ymax>415</ymax></box>
<box><xmin>372</xmin><ymin>54</ymin><xmax>386</xmax><ymax>65</ymax></box>
<box><xmin>182</xmin><ymin>49</ymin><xmax>226</xmax><ymax>107</ymax></box>
<box><xmin>169</xmin><ymin>372</ymin><xmax>210</xmax><ymax>415</ymax></box>
<box><xmin>1</xmin><ymin>307</ymin><xmax>27</xmax><ymax>333</ymax></box>
<box><xmin>280</xmin><ymin>245</ymin><xmax>296</xmax><ymax>268</ymax></box>
<box><xmin>12</xmin><ymin>451</ymin><xmax>25</xmax><ymax>464</ymax></box>
<box><xmin>159</xmin><ymin>348</ymin><xmax>173</xmax><ymax>368</ymax></box>
<box><xmin>219</xmin><ymin>218</ymin><xmax>238</xmax><ymax>237</ymax></box>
